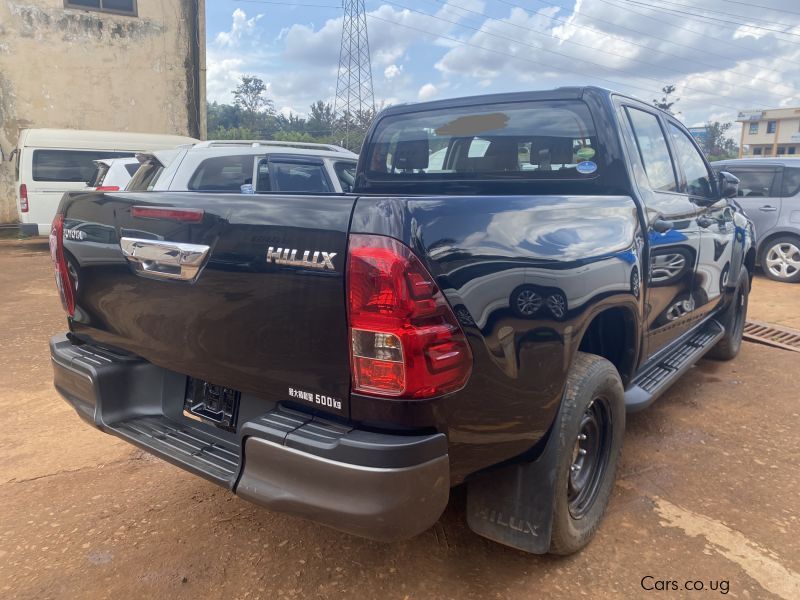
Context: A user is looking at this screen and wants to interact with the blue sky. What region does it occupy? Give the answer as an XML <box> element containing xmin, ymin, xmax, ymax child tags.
<box><xmin>205</xmin><ymin>0</ymin><xmax>800</xmax><ymax>129</ymax></box>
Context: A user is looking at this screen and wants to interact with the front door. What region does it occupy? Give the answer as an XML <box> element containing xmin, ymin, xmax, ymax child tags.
<box><xmin>622</xmin><ymin>106</ymin><xmax>704</xmax><ymax>359</ymax></box>
<box><xmin>667</xmin><ymin>122</ymin><xmax>736</xmax><ymax>316</ymax></box>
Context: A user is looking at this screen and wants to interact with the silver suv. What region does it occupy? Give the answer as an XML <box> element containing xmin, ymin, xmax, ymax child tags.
<box><xmin>127</xmin><ymin>140</ymin><xmax>358</xmax><ymax>195</ymax></box>
<box><xmin>712</xmin><ymin>158</ymin><xmax>800</xmax><ymax>283</ymax></box>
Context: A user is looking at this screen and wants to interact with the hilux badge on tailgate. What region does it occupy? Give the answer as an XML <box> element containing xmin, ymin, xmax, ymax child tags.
<box><xmin>266</xmin><ymin>246</ymin><xmax>337</xmax><ymax>270</ymax></box>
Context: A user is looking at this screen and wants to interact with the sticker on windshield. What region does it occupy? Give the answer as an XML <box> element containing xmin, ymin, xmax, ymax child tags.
<box><xmin>576</xmin><ymin>147</ymin><xmax>596</xmax><ymax>160</ymax></box>
<box><xmin>576</xmin><ymin>161</ymin><xmax>598</xmax><ymax>174</ymax></box>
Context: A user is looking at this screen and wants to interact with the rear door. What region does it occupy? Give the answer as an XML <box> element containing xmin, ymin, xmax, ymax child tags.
<box><xmin>62</xmin><ymin>191</ymin><xmax>357</xmax><ymax>418</ymax></box>
<box><xmin>621</xmin><ymin>105</ymin><xmax>704</xmax><ymax>358</ymax></box>
<box><xmin>719</xmin><ymin>164</ymin><xmax>782</xmax><ymax>239</ymax></box>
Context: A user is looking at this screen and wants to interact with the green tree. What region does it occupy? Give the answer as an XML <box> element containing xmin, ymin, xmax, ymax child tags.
<box><xmin>307</xmin><ymin>101</ymin><xmax>335</xmax><ymax>137</ymax></box>
<box><xmin>653</xmin><ymin>85</ymin><xmax>680</xmax><ymax>116</ymax></box>
<box><xmin>233</xmin><ymin>75</ymin><xmax>274</xmax><ymax>130</ymax></box>
<box><xmin>701</xmin><ymin>121</ymin><xmax>739</xmax><ymax>161</ymax></box>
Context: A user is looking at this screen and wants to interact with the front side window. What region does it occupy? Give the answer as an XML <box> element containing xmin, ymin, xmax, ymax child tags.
<box><xmin>749</xmin><ymin>122</ymin><xmax>759</xmax><ymax>135</ymax></box>
<box><xmin>365</xmin><ymin>100</ymin><xmax>600</xmax><ymax>181</ymax></box>
<box><xmin>725</xmin><ymin>169</ymin><xmax>777</xmax><ymax>198</ymax></box>
<box><xmin>668</xmin><ymin>124</ymin><xmax>715</xmax><ymax>198</ymax></box>
<box><xmin>268</xmin><ymin>162</ymin><xmax>331</xmax><ymax>193</ymax></box>
<box><xmin>781</xmin><ymin>167</ymin><xmax>800</xmax><ymax>197</ymax></box>
<box><xmin>625</xmin><ymin>107</ymin><xmax>677</xmax><ymax>192</ymax></box>
<box><xmin>188</xmin><ymin>155</ymin><xmax>255</xmax><ymax>192</ymax></box>
<box><xmin>32</xmin><ymin>149</ymin><xmax>134</xmax><ymax>183</ymax></box>
<box><xmin>333</xmin><ymin>161</ymin><xmax>357</xmax><ymax>192</ymax></box>
<box><xmin>64</xmin><ymin>1</ymin><xmax>137</xmax><ymax>17</ymax></box>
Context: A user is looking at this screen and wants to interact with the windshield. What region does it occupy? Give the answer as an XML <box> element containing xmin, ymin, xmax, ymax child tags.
<box><xmin>365</xmin><ymin>100</ymin><xmax>600</xmax><ymax>181</ymax></box>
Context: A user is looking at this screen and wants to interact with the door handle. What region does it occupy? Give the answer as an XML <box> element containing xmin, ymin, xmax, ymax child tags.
<box><xmin>697</xmin><ymin>216</ymin><xmax>715</xmax><ymax>228</ymax></box>
<box><xmin>652</xmin><ymin>218</ymin><xmax>674</xmax><ymax>233</ymax></box>
<box><xmin>120</xmin><ymin>237</ymin><xmax>210</xmax><ymax>282</ymax></box>
<box><xmin>758</xmin><ymin>205</ymin><xmax>778</xmax><ymax>212</ymax></box>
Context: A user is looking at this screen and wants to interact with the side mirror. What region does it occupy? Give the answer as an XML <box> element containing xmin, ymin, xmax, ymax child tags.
<box><xmin>718</xmin><ymin>171</ymin><xmax>739</xmax><ymax>198</ymax></box>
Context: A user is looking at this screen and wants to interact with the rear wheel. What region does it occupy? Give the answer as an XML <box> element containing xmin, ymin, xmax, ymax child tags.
<box><xmin>760</xmin><ymin>236</ymin><xmax>800</xmax><ymax>283</ymax></box>
<box><xmin>708</xmin><ymin>270</ymin><xmax>749</xmax><ymax>361</ymax></box>
<box><xmin>549</xmin><ymin>352</ymin><xmax>625</xmax><ymax>555</ymax></box>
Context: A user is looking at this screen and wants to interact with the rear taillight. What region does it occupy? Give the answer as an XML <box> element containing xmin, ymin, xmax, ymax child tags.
<box><xmin>95</xmin><ymin>185</ymin><xmax>120</xmax><ymax>192</ymax></box>
<box><xmin>49</xmin><ymin>214</ymin><xmax>75</xmax><ymax>317</ymax></box>
<box><xmin>346</xmin><ymin>234</ymin><xmax>472</xmax><ymax>399</ymax></box>
<box><xmin>19</xmin><ymin>184</ymin><xmax>28</xmax><ymax>212</ymax></box>
<box><xmin>132</xmin><ymin>206</ymin><xmax>204</xmax><ymax>223</ymax></box>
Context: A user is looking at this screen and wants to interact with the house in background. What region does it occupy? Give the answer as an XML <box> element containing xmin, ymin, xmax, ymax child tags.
<box><xmin>737</xmin><ymin>107</ymin><xmax>800</xmax><ymax>158</ymax></box>
<box><xmin>0</xmin><ymin>0</ymin><xmax>206</xmax><ymax>225</ymax></box>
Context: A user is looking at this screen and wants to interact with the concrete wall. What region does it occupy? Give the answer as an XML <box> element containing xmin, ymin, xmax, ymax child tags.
<box><xmin>0</xmin><ymin>0</ymin><xmax>206</xmax><ymax>224</ymax></box>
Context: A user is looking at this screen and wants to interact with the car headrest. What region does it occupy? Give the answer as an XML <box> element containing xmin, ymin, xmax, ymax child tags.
<box><xmin>393</xmin><ymin>135</ymin><xmax>429</xmax><ymax>171</ymax></box>
<box><xmin>530</xmin><ymin>136</ymin><xmax>575</xmax><ymax>166</ymax></box>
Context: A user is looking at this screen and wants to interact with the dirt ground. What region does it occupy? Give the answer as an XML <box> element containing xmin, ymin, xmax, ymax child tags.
<box><xmin>1</xmin><ymin>239</ymin><xmax>798</xmax><ymax>600</ymax></box>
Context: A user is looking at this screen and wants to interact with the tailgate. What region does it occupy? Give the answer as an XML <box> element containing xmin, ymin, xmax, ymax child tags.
<box><xmin>61</xmin><ymin>191</ymin><xmax>356</xmax><ymax>418</ymax></box>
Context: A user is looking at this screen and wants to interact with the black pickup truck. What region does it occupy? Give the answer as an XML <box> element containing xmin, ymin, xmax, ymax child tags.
<box><xmin>49</xmin><ymin>87</ymin><xmax>754</xmax><ymax>554</ymax></box>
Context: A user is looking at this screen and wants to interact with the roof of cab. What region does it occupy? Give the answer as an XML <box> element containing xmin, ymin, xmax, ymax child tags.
<box><xmin>376</xmin><ymin>86</ymin><xmax>611</xmax><ymax>117</ymax></box>
<box><xmin>17</xmin><ymin>128</ymin><xmax>198</xmax><ymax>150</ymax></box>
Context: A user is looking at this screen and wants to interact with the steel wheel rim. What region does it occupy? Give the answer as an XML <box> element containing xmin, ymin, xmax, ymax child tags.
<box><xmin>568</xmin><ymin>397</ymin><xmax>612</xmax><ymax>519</ymax></box>
<box><xmin>516</xmin><ymin>289</ymin><xmax>542</xmax><ymax>315</ymax></box>
<box><xmin>766</xmin><ymin>242</ymin><xmax>800</xmax><ymax>279</ymax></box>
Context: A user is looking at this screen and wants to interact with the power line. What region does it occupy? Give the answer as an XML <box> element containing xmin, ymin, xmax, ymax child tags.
<box><xmin>639</xmin><ymin>0</ymin><xmax>800</xmax><ymax>30</ymax></box>
<box><xmin>721</xmin><ymin>0</ymin><xmax>800</xmax><ymax>18</ymax></box>
<box><xmin>494</xmin><ymin>0</ymin><xmax>800</xmax><ymax>68</ymax></box>
<box><xmin>365</xmin><ymin>11</ymin><xmax>748</xmax><ymax>114</ymax></box>
<box><xmin>613</xmin><ymin>0</ymin><xmax>800</xmax><ymax>42</ymax></box>
<box><xmin>424</xmin><ymin>0</ymin><xmax>787</xmax><ymax>96</ymax></box>
<box><xmin>380</xmin><ymin>0</ymin><xmax>780</xmax><ymax>109</ymax></box>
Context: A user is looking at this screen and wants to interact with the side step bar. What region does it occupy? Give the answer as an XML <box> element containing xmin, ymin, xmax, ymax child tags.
<box><xmin>625</xmin><ymin>319</ymin><xmax>725</xmax><ymax>413</ymax></box>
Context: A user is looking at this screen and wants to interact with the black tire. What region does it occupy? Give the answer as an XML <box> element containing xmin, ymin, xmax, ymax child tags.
<box><xmin>759</xmin><ymin>235</ymin><xmax>800</xmax><ymax>283</ymax></box>
<box><xmin>549</xmin><ymin>352</ymin><xmax>625</xmax><ymax>555</ymax></box>
<box><xmin>707</xmin><ymin>269</ymin><xmax>750</xmax><ymax>361</ymax></box>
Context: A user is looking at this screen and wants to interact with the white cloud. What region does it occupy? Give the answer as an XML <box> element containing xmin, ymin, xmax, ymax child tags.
<box><xmin>384</xmin><ymin>64</ymin><xmax>403</xmax><ymax>80</ymax></box>
<box><xmin>418</xmin><ymin>83</ymin><xmax>438</xmax><ymax>101</ymax></box>
<box><xmin>215</xmin><ymin>9</ymin><xmax>263</xmax><ymax>48</ymax></box>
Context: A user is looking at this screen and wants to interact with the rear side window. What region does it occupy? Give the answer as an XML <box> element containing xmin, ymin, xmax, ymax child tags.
<box><xmin>32</xmin><ymin>150</ymin><xmax>135</xmax><ymax>183</ymax></box>
<box><xmin>366</xmin><ymin>100</ymin><xmax>600</xmax><ymax>180</ymax></box>
<box><xmin>126</xmin><ymin>162</ymin><xmax>163</xmax><ymax>191</ymax></box>
<box><xmin>626</xmin><ymin>108</ymin><xmax>677</xmax><ymax>192</ymax></box>
<box><xmin>124</xmin><ymin>163</ymin><xmax>140</xmax><ymax>177</ymax></box>
<box><xmin>668</xmin><ymin>124</ymin><xmax>714</xmax><ymax>198</ymax></box>
<box><xmin>724</xmin><ymin>169</ymin><xmax>778</xmax><ymax>198</ymax></box>
<box><xmin>269</xmin><ymin>162</ymin><xmax>331</xmax><ymax>193</ymax></box>
<box><xmin>188</xmin><ymin>155</ymin><xmax>255</xmax><ymax>192</ymax></box>
<box><xmin>781</xmin><ymin>167</ymin><xmax>800</xmax><ymax>197</ymax></box>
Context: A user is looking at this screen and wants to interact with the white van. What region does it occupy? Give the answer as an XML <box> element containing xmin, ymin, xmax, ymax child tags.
<box><xmin>12</xmin><ymin>129</ymin><xmax>197</xmax><ymax>235</ymax></box>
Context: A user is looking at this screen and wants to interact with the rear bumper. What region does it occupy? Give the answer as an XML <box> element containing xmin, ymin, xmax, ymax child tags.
<box><xmin>50</xmin><ymin>334</ymin><xmax>449</xmax><ymax>542</ymax></box>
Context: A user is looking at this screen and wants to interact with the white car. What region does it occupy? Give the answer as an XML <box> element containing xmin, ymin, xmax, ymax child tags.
<box><xmin>126</xmin><ymin>140</ymin><xmax>359</xmax><ymax>194</ymax></box>
<box><xmin>85</xmin><ymin>158</ymin><xmax>141</xmax><ymax>191</ymax></box>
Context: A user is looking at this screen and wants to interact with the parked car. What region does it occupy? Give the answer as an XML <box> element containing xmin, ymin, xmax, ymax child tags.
<box><xmin>49</xmin><ymin>87</ymin><xmax>753</xmax><ymax>556</ymax></box>
<box><xmin>711</xmin><ymin>158</ymin><xmax>800</xmax><ymax>283</ymax></box>
<box><xmin>11</xmin><ymin>129</ymin><xmax>197</xmax><ymax>236</ymax></box>
<box><xmin>85</xmin><ymin>158</ymin><xmax>141</xmax><ymax>192</ymax></box>
<box><xmin>126</xmin><ymin>140</ymin><xmax>358</xmax><ymax>194</ymax></box>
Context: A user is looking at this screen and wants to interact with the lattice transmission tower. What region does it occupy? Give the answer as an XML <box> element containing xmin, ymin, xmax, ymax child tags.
<box><xmin>333</xmin><ymin>0</ymin><xmax>375</xmax><ymax>151</ymax></box>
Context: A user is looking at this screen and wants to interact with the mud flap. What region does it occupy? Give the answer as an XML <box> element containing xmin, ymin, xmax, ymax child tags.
<box><xmin>465</xmin><ymin>404</ymin><xmax>564</xmax><ymax>554</ymax></box>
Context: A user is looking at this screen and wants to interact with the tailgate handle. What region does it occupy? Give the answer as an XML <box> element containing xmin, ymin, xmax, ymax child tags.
<box><xmin>120</xmin><ymin>237</ymin><xmax>210</xmax><ymax>282</ymax></box>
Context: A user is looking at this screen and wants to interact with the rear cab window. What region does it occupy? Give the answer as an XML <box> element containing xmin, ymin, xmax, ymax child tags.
<box><xmin>365</xmin><ymin>100</ymin><xmax>602</xmax><ymax>183</ymax></box>
<box><xmin>32</xmin><ymin>149</ymin><xmax>134</xmax><ymax>183</ymax></box>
